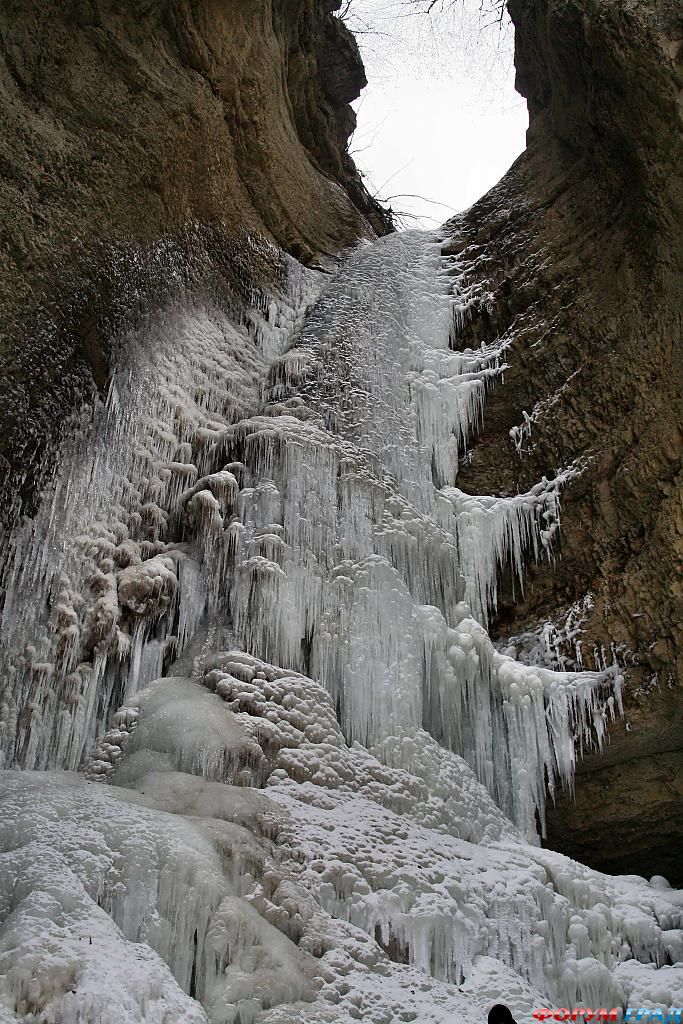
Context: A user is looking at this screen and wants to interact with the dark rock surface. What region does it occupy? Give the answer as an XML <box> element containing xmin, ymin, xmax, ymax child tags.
<box><xmin>0</xmin><ymin>0</ymin><xmax>389</xmax><ymax>527</ymax></box>
<box><xmin>445</xmin><ymin>0</ymin><xmax>682</xmax><ymax>880</ymax></box>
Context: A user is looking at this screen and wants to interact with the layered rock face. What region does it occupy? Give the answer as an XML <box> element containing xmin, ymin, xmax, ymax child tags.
<box><xmin>446</xmin><ymin>0</ymin><xmax>682</xmax><ymax>880</ymax></box>
<box><xmin>0</xmin><ymin>0</ymin><xmax>388</xmax><ymax>527</ymax></box>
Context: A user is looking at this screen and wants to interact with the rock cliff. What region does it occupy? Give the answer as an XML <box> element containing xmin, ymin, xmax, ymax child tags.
<box><xmin>445</xmin><ymin>0</ymin><xmax>682</xmax><ymax>881</ymax></box>
<box><xmin>0</xmin><ymin>0</ymin><xmax>389</xmax><ymax>527</ymax></box>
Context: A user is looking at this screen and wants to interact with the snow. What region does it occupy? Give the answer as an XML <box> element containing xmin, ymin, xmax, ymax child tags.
<box><xmin>0</xmin><ymin>230</ymin><xmax>680</xmax><ymax>1023</ymax></box>
<box><xmin>0</xmin><ymin>773</ymin><xmax>213</xmax><ymax>1024</ymax></box>
<box><xmin>2</xmin><ymin>658</ymin><xmax>680</xmax><ymax>1021</ymax></box>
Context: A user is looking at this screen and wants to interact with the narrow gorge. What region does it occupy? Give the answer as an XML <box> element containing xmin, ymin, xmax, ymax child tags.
<box><xmin>0</xmin><ymin>1</ymin><xmax>681</xmax><ymax>1022</ymax></box>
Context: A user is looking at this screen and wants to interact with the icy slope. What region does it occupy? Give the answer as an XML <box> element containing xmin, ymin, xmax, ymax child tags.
<box><xmin>0</xmin><ymin>231</ymin><xmax>680</xmax><ymax>1023</ymax></box>
<box><xmin>2</xmin><ymin>657</ymin><xmax>681</xmax><ymax>1022</ymax></box>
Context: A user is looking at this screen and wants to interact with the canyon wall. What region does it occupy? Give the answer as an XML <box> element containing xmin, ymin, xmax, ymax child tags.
<box><xmin>447</xmin><ymin>0</ymin><xmax>683</xmax><ymax>880</ymax></box>
<box><xmin>0</xmin><ymin>0</ymin><xmax>388</xmax><ymax>527</ymax></box>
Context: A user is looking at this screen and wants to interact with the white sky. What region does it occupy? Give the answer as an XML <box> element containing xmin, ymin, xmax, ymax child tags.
<box><xmin>347</xmin><ymin>0</ymin><xmax>529</xmax><ymax>226</ymax></box>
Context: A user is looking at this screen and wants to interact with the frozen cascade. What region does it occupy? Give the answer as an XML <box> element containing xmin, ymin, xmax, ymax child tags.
<box><xmin>0</xmin><ymin>230</ymin><xmax>680</xmax><ymax>1024</ymax></box>
<box><xmin>0</xmin><ymin>235</ymin><xmax>320</xmax><ymax>773</ymax></box>
<box><xmin>443</xmin><ymin>467</ymin><xmax>578</xmax><ymax>627</ymax></box>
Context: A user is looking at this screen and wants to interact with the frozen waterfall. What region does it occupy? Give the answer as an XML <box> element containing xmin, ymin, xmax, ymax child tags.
<box><xmin>0</xmin><ymin>230</ymin><xmax>680</xmax><ymax>1024</ymax></box>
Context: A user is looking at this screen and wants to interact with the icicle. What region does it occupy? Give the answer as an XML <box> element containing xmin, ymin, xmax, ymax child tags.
<box><xmin>442</xmin><ymin>465</ymin><xmax>580</xmax><ymax>626</ymax></box>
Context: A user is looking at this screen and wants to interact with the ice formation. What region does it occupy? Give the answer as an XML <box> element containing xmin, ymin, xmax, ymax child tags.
<box><xmin>442</xmin><ymin>468</ymin><xmax>577</xmax><ymax>627</ymax></box>
<box><xmin>509</xmin><ymin>371</ymin><xmax>582</xmax><ymax>458</ymax></box>
<box><xmin>0</xmin><ymin>230</ymin><xmax>680</xmax><ymax>1024</ymax></box>
<box><xmin>500</xmin><ymin>596</ymin><xmax>602</xmax><ymax>673</ymax></box>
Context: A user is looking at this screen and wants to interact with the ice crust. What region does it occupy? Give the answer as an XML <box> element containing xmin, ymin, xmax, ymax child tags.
<box><xmin>0</xmin><ymin>231</ymin><xmax>680</xmax><ymax>1023</ymax></box>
